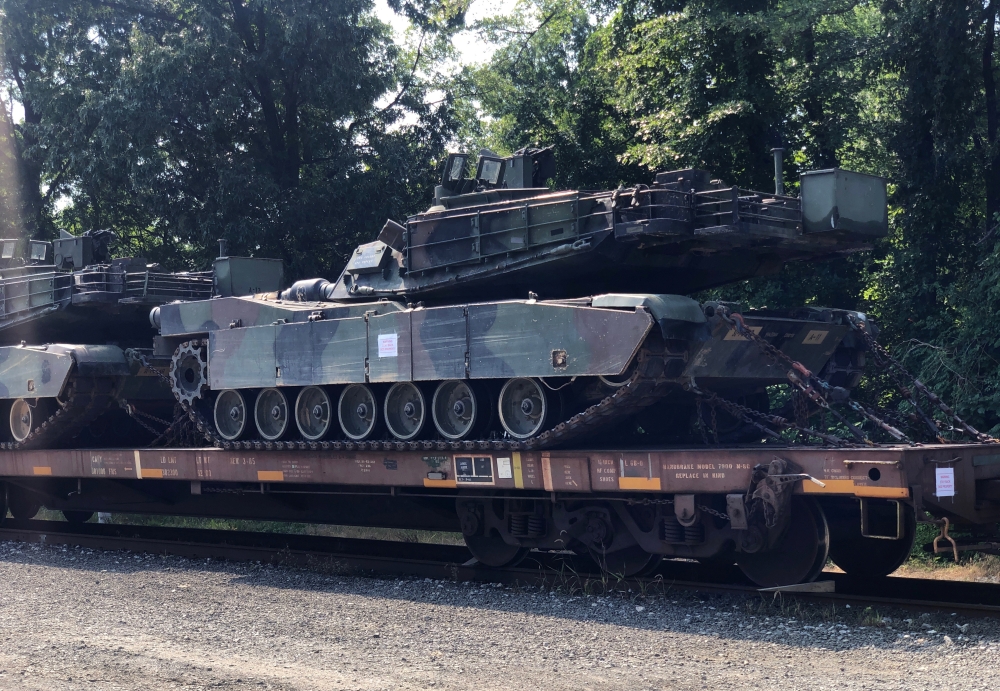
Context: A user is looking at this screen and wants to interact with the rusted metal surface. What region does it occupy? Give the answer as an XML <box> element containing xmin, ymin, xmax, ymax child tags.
<box><xmin>0</xmin><ymin>443</ymin><xmax>972</xmax><ymax>499</ymax></box>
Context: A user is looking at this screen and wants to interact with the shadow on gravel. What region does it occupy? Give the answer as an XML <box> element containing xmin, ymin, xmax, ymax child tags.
<box><xmin>0</xmin><ymin>536</ymin><xmax>988</xmax><ymax>653</ymax></box>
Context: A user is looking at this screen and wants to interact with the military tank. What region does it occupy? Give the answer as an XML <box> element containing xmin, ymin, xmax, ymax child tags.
<box><xmin>0</xmin><ymin>231</ymin><xmax>283</xmax><ymax>448</ymax></box>
<box><xmin>153</xmin><ymin>149</ymin><xmax>887</xmax><ymax>449</ymax></box>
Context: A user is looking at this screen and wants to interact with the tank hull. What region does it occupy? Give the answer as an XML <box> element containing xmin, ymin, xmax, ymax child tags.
<box><xmin>156</xmin><ymin>292</ymin><xmax>868</xmax><ymax>448</ymax></box>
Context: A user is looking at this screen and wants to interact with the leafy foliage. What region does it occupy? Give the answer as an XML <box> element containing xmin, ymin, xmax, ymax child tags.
<box><xmin>1</xmin><ymin>0</ymin><xmax>457</xmax><ymax>275</ymax></box>
<box><xmin>456</xmin><ymin>0</ymin><xmax>1000</xmax><ymax>434</ymax></box>
<box><xmin>457</xmin><ymin>0</ymin><xmax>642</xmax><ymax>188</ymax></box>
<box><xmin>6</xmin><ymin>0</ymin><xmax>1000</xmax><ymax>432</ymax></box>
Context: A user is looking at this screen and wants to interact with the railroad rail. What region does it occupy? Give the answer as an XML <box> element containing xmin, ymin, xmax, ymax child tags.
<box><xmin>1</xmin><ymin>519</ymin><xmax>999</xmax><ymax>618</ymax></box>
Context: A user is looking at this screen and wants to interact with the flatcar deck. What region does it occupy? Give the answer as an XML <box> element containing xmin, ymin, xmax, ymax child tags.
<box><xmin>0</xmin><ymin>442</ymin><xmax>993</xmax><ymax>522</ymax></box>
<box><xmin>0</xmin><ymin>443</ymin><xmax>932</xmax><ymax>495</ymax></box>
<box><xmin>2</xmin><ymin>442</ymin><xmax>996</xmax><ymax>588</ymax></box>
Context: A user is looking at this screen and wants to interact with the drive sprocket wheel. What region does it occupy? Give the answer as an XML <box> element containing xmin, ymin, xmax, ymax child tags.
<box><xmin>170</xmin><ymin>341</ymin><xmax>208</xmax><ymax>406</ymax></box>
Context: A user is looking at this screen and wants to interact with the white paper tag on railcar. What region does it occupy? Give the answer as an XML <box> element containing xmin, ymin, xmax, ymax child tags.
<box><xmin>378</xmin><ymin>333</ymin><xmax>398</xmax><ymax>358</ymax></box>
<box><xmin>935</xmin><ymin>467</ymin><xmax>955</xmax><ymax>497</ymax></box>
<box><xmin>497</xmin><ymin>457</ymin><xmax>512</xmax><ymax>479</ymax></box>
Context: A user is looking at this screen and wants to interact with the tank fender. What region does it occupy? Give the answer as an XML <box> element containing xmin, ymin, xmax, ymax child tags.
<box><xmin>591</xmin><ymin>294</ymin><xmax>711</xmax><ymax>341</ymax></box>
<box><xmin>0</xmin><ymin>344</ymin><xmax>76</xmax><ymax>398</ymax></box>
<box><xmin>65</xmin><ymin>344</ymin><xmax>130</xmax><ymax>377</ymax></box>
<box><xmin>207</xmin><ymin>298</ymin><xmax>657</xmax><ymax>390</ymax></box>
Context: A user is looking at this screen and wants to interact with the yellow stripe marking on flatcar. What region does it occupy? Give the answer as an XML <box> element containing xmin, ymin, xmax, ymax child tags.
<box><xmin>257</xmin><ymin>471</ymin><xmax>284</xmax><ymax>482</ymax></box>
<box><xmin>618</xmin><ymin>477</ymin><xmax>661</xmax><ymax>491</ymax></box>
<box><xmin>854</xmin><ymin>486</ymin><xmax>910</xmax><ymax>499</ymax></box>
<box><xmin>801</xmin><ymin>479</ymin><xmax>855</xmax><ymax>494</ymax></box>
<box><xmin>32</xmin><ymin>466</ymin><xmax>51</xmax><ymax>476</ymax></box>
<box><xmin>141</xmin><ymin>469</ymin><xmax>164</xmax><ymax>479</ymax></box>
<box><xmin>512</xmin><ymin>452</ymin><xmax>524</xmax><ymax>489</ymax></box>
<box><xmin>801</xmin><ymin>478</ymin><xmax>909</xmax><ymax>499</ymax></box>
<box><xmin>423</xmin><ymin>478</ymin><xmax>457</xmax><ymax>488</ymax></box>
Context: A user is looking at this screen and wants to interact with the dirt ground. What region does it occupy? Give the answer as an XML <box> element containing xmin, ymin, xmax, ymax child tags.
<box><xmin>0</xmin><ymin>540</ymin><xmax>997</xmax><ymax>691</ymax></box>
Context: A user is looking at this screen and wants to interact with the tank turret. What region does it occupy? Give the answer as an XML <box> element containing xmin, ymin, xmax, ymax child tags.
<box><xmin>318</xmin><ymin>148</ymin><xmax>886</xmax><ymax>303</ymax></box>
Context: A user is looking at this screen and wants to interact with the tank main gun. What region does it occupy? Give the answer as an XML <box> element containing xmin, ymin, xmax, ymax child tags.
<box><xmin>286</xmin><ymin>148</ymin><xmax>886</xmax><ymax>305</ymax></box>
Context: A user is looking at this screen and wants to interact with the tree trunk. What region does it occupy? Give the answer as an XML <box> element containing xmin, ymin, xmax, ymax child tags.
<box><xmin>7</xmin><ymin>58</ymin><xmax>47</xmax><ymax>240</ymax></box>
<box><xmin>18</xmin><ymin>98</ymin><xmax>45</xmax><ymax>239</ymax></box>
<box><xmin>983</xmin><ymin>2</ymin><xmax>1000</xmax><ymax>229</ymax></box>
<box><xmin>801</xmin><ymin>24</ymin><xmax>838</xmax><ymax>169</ymax></box>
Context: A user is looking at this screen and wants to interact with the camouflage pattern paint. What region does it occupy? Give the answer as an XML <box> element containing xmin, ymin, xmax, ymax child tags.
<box><xmin>275</xmin><ymin>317</ymin><xmax>368</xmax><ymax>387</ymax></box>
<box><xmin>157</xmin><ymin>296</ymin><xmax>403</xmax><ymax>337</ymax></box>
<box><xmin>0</xmin><ymin>344</ymin><xmax>128</xmax><ymax>399</ymax></box>
<box><xmin>466</xmin><ymin>301</ymin><xmax>651</xmax><ymax>379</ymax></box>
<box><xmin>203</xmin><ymin>298</ymin><xmax>656</xmax><ymax>391</ymax></box>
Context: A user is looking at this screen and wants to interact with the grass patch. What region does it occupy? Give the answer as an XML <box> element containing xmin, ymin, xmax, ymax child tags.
<box><xmin>104</xmin><ymin>513</ymin><xmax>466</xmax><ymax>546</ymax></box>
<box><xmin>895</xmin><ymin>551</ymin><xmax>1000</xmax><ymax>582</ymax></box>
<box><xmin>19</xmin><ymin>507</ymin><xmax>465</xmax><ymax>546</ymax></box>
<box><xmin>891</xmin><ymin>521</ymin><xmax>1000</xmax><ymax>582</ymax></box>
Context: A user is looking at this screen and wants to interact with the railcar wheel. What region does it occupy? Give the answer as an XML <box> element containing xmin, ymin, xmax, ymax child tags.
<box><xmin>7</xmin><ymin>489</ymin><xmax>41</xmax><ymax>520</ymax></box>
<box><xmin>464</xmin><ymin>533</ymin><xmax>529</xmax><ymax>568</ymax></box>
<box><xmin>338</xmin><ymin>384</ymin><xmax>379</xmax><ymax>441</ymax></box>
<box><xmin>63</xmin><ymin>511</ymin><xmax>95</xmax><ymax>524</ymax></box>
<box><xmin>589</xmin><ymin>545</ymin><xmax>662</xmax><ymax>577</ymax></box>
<box><xmin>295</xmin><ymin>386</ymin><xmax>333</xmax><ymax>441</ymax></box>
<box><xmin>214</xmin><ymin>389</ymin><xmax>249</xmax><ymax>441</ymax></box>
<box><xmin>255</xmin><ymin>388</ymin><xmax>291</xmax><ymax>440</ymax></box>
<box><xmin>384</xmin><ymin>383</ymin><xmax>427</xmax><ymax>441</ymax></box>
<box><xmin>736</xmin><ymin>496</ymin><xmax>830</xmax><ymax>587</ymax></box>
<box><xmin>9</xmin><ymin>398</ymin><xmax>50</xmax><ymax>443</ymax></box>
<box><xmin>827</xmin><ymin>501</ymin><xmax>916</xmax><ymax>578</ymax></box>
<box><xmin>498</xmin><ymin>378</ymin><xmax>548</xmax><ymax>439</ymax></box>
<box><xmin>432</xmin><ymin>380</ymin><xmax>481</xmax><ymax>440</ymax></box>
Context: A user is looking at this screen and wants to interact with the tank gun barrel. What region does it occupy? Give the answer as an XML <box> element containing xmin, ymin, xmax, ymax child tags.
<box><xmin>279</xmin><ymin>278</ymin><xmax>338</xmax><ymax>302</ymax></box>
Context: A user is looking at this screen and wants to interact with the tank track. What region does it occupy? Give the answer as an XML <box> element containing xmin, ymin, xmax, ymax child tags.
<box><xmin>0</xmin><ymin>375</ymin><xmax>122</xmax><ymax>450</ymax></box>
<box><xmin>162</xmin><ymin>340</ymin><xmax>676</xmax><ymax>452</ymax></box>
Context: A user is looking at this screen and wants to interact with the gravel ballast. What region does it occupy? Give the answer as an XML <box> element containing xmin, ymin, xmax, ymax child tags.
<box><xmin>0</xmin><ymin>540</ymin><xmax>997</xmax><ymax>690</ymax></box>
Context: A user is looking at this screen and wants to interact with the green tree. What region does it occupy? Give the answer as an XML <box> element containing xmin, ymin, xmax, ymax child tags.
<box><xmin>877</xmin><ymin>1</ymin><xmax>1000</xmax><ymax>433</ymax></box>
<box><xmin>459</xmin><ymin>0</ymin><xmax>640</xmax><ymax>188</ymax></box>
<box><xmin>1</xmin><ymin>0</ymin><xmax>460</xmax><ymax>277</ymax></box>
<box><xmin>0</xmin><ymin>0</ymin><xmax>145</xmax><ymax>239</ymax></box>
<box><xmin>64</xmin><ymin>0</ymin><xmax>458</xmax><ymax>275</ymax></box>
<box><xmin>607</xmin><ymin>0</ymin><xmax>783</xmax><ymax>191</ymax></box>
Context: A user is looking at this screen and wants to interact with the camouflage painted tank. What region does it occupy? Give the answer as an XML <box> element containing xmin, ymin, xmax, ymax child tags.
<box><xmin>308</xmin><ymin>147</ymin><xmax>887</xmax><ymax>303</ymax></box>
<box><xmin>153</xmin><ymin>151</ymin><xmax>886</xmax><ymax>448</ymax></box>
<box><xmin>0</xmin><ymin>232</ymin><xmax>282</xmax><ymax>448</ymax></box>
